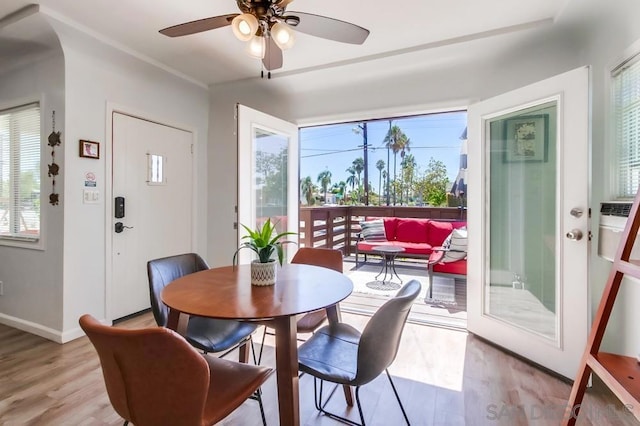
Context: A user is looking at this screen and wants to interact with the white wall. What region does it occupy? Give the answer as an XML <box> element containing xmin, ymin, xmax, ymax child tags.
<box><xmin>47</xmin><ymin>18</ymin><xmax>210</xmax><ymax>339</ymax></box>
<box><xmin>0</xmin><ymin>51</ymin><xmax>65</xmax><ymax>337</ymax></box>
<box><xmin>0</xmin><ymin>12</ymin><xmax>210</xmax><ymax>342</ymax></box>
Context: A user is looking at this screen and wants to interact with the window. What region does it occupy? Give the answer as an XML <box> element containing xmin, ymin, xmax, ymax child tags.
<box><xmin>614</xmin><ymin>52</ymin><xmax>640</xmax><ymax>198</ymax></box>
<box><xmin>0</xmin><ymin>103</ymin><xmax>41</xmax><ymax>241</ymax></box>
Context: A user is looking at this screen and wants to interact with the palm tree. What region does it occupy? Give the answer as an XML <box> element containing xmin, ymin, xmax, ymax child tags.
<box><xmin>382</xmin><ymin>170</ymin><xmax>388</xmax><ymax>205</ymax></box>
<box><xmin>352</xmin><ymin>157</ymin><xmax>364</xmax><ymax>186</ymax></box>
<box><xmin>300</xmin><ymin>176</ymin><xmax>315</xmax><ymax>206</ymax></box>
<box><xmin>384</xmin><ymin>125</ymin><xmax>409</xmax><ymax>205</ymax></box>
<box><xmin>376</xmin><ymin>159</ymin><xmax>385</xmax><ymax>206</ymax></box>
<box><xmin>345</xmin><ymin>166</ymin><xmax>356</xmax><ymax>192</ymax></box>
<box><xmin>317</xmin><ymin>169</ymin><xmax>332</xmax><ymax>204</ymax></box>
<box><xmin>401</xmin><ymin>154</ymin><xmax>416</xmax><ymax>204</ymax></box>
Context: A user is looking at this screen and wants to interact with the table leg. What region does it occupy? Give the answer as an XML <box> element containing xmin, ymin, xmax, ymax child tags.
<box><xmin>390</xmin><ymin>254</ymin><xmax>403</xmax><ymax>283</ymax></box>
<box><xmin>166</xmin><ymin>308</ymin><xmax>188</xmax><ymax>335</ymax></box>
<box><xmin>238</xmin><ymin>341</ymin><xmax>250</xmax><ymax>363</ymax></box>
<box><xmin>273</xmin><ymin>315</ymin><xmax>300</xmax><ymax>426</ymax></box>
<box><xmin>375</xmin><ymin>254</ymin><xmax>390</xmax><ymax>282</ymax></box>
<box><xmin>325</xmin><ymin>305</ymin><xmax>355</xmax><ymax>407</ymax></box>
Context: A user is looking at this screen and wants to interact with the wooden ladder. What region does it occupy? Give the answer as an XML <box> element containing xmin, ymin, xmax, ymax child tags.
<box><xmin>564</xmin><ymin>189</ymin><xmax>640</xmax><ymax>424</ymax></box>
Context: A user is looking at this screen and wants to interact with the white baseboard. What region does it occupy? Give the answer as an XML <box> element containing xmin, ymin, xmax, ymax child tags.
<box><xmin>0</xmin><ymin>313</ymin><xmax>110</xmax><ymax>344</ymax></box>
<box><xmin>0</xmin><ymin>312</ymin><xmax>64</xmax><ymax>343</ymax></box>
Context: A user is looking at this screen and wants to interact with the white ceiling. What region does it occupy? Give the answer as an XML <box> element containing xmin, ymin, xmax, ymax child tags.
<box><xmin>0</xmin><ymin>0</ymin><xmax>570</xmax><ymax>87</ymax></box>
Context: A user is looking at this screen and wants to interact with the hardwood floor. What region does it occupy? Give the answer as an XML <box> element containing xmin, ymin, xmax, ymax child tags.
<box><xmin>0</xmin><ymin>312</ymin><xmax>636</xmax><ymax>425</ymax></box>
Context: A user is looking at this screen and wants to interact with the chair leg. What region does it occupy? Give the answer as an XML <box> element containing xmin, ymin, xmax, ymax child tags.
<box><xmin>256</xmin><ymin>388</ymin><xmax>268</xmax><ymax>426</ymax></box>
<box><xmin>256</xmin><ymin>325</ymin><xmax>268</xmax><ymax>365</ymax></box>
<box><xmin>312</xmin><ymin>377</ymin><xmax>363</xmax><ymax>426</ymax></box>
<box><xmin>355</xmin><ymin>387</ymin><xmax>366</xmax><ymax>426</ymax></box>
<box><xmin>385</xmin><ymin>369</ymin><xmax>410</xmax><ymax>425</ymax></box>
<box><xmin>248</xmin><ymin>387</ymin><xmax>268</xmax><ymax>426</ymax></box>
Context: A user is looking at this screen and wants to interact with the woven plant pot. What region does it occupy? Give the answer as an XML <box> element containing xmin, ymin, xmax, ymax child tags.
<box><xmin>251</xmin><ymin>259</ymin><xmax>277</xmax><ymax>286</ymax></box>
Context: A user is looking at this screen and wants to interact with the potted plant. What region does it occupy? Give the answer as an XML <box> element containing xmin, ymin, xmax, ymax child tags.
<box><xmin>233</xmin><ymin>218</ymin><xmax>296</xmax><ymax>286</ymax></box>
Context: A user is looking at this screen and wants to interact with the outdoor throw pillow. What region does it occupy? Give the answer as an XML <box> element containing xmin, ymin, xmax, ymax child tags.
<box><xmin>441</xmin><ymin>227</ymin><xmax>467</xmax><ymax>262</ymax></box>
<box><xmin>360</xmin><ymin>219</ymin><xmax>387</xmax><ymax>241</ymax></box>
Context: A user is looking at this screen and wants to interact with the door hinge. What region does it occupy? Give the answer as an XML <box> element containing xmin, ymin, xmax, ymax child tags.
<box><xmin>588</xmin><ymin>231</ymin><xmax>593</xmax><ymax>241</ymax></box>
<box><xmin>190</xmin><ymin>144</ymin><xmax>194</xmax><ymax>154</ymax></box>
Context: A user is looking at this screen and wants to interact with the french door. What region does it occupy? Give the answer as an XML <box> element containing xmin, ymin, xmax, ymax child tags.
<box><xmin>467</xmin><ymin>67</ymin><xmax>590</xmax><ymax>379</ymax></box>
<box><xmin>236</xmin><ymin>105</ymin><xmax>299</xmax><ymax>264</ymax></box>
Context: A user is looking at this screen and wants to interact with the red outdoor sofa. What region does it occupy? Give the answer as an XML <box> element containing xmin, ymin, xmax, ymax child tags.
<box><xmin>355</xmin><ymin>217</ymin><xmax>467</xmax><ymax>297</ymax></box>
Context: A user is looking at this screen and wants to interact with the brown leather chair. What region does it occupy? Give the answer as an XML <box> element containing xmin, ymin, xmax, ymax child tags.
<box><xmin>256</xmin><ymin>247</ymin><xmax>343</xmax><ymax>364</ymax></box>
<box><xmin>297</xmin><ymin>280</ymin><xmax>421</xmax><ymax>426</ymax></box>
<box><xmin>79</xmin><ymin>314</ymin><xmax>273</xmax><ymax>426</ymax></box>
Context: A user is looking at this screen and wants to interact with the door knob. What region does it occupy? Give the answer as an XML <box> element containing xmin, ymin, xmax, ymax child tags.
<box><xmin>566</xmin><ymin>229</ymin><xmax>583</xmax><ymax>241</ymax></box>
<box><xmin>115</xmin><ymin>222</ymin><xmax>134</xmax><ymax>233</ymax></box>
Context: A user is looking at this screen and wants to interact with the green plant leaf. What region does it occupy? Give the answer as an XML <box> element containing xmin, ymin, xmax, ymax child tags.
<box><xmin>235</xmin><ymin>217</ymin><xmax>298</xmax><ymax>265</ymax></box>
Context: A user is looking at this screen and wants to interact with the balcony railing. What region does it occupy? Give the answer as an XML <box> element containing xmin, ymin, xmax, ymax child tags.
<box><xmin>299</xmin><ymin>206</ymin><xmax>466</xmax><ymax>256</ymax></box>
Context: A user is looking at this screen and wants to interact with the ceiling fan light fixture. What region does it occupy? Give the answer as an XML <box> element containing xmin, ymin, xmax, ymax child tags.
<box><xmin>232</xmin><ymin>13</ymin><xmax>259</xmax><ymax>41</ymax></box>
<box><xmin>271</xmin><ymin>22</ymin><xmax>295</xmax><ymax>50</ymax></box>
<box><xmin>246</xmin><ymin>35</ymin><xmax>266</xmax><ymax>59</ymax></box>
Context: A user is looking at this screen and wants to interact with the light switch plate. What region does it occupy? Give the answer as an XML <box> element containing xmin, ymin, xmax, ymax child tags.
<box><xmin>83</xmin><ymin>189</ymin><xmax>99</xmax><ymax>204</ymax></box>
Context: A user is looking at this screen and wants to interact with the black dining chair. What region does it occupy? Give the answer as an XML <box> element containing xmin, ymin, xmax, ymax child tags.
<box><xmin>297</xmin><ymin>279</ymin><xmax>422</xmax><ymax>426</ymax></box>
<box><xmin>147</xmin><ymin>253</ymin><xmax>258</xmax><ymax>360</ymax></box>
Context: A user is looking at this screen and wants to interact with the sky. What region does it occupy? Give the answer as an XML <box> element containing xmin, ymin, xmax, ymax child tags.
<box><xmin>299</xmin><ymin>111</ymin><xmax>468</xmax><ymax>195</ymax></box>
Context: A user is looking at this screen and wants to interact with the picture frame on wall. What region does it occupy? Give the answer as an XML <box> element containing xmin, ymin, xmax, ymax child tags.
<box><xmin>503</xmin><ymin>115</ymin><xmax>549</xmax><ymax>163</ymax></box>
<box><xmin>79</xmin><ymin>140</ymin><xmax>100</xmax><ymax>159</ymax></box>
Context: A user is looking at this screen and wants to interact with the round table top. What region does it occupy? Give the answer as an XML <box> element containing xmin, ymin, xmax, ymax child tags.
<box><xmin>161</xmin><ymin>263</ymin><xmax>353</xmax><ymax>321</ymax></box>
<box><xmin>373</xmin><ymin>245</ymin><xmax>406</xmax><ymax>254</ymax></box>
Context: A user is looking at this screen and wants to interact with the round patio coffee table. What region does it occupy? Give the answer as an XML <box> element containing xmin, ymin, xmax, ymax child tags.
<box><xmin>373</xmin><ymin>245</ymin><xmax>405</xmax><ymax>286</ymax></box>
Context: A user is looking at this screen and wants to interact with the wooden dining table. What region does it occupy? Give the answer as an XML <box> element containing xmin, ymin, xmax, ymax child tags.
<box><xmin>161</xmin><ymin>263</ymin><xmax>354</xmax><ymax>426</ymax></box>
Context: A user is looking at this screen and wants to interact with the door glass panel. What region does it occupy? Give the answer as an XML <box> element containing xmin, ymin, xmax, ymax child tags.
<box><xmin>486</xmin><ymin>101</ymin><xmax>557</xmax><ymax>341</ymax></box>
<box><xmin>253</xmin><ymin>127</ymin><xmax>289</xmax><ymax>236</ymax></box>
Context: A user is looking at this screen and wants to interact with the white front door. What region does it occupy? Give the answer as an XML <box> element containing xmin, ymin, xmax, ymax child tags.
<box><xmin>236</xmin><ymin>105</ymin><xmax>299</xmax><ymax>264</ymax></box>
<box><xmin>111</xmin><ymin>112</ymin><xmax>193</xmax><ymax>320</ymax></box>
<box><xmin>467</xmin><ymin>67</ymin><xmax>590</xmax><ymax>379</ymax></box>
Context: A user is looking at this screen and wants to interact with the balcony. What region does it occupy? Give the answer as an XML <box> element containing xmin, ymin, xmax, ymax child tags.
<box><xmin>298</xmin><ymin>205</ymin><xmax>468</xmax><ymax>328</ymax></box>
<box><xmin>298</xmin><ymin>205</ymin><xmax>466</xmax><ymax>255</ymax></box>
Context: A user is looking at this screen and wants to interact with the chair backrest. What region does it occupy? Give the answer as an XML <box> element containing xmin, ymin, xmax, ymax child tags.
<box><xmin>79</xmin><ymin>314</ymin><xmax>210</xmax><ymax>426</ymax></box>
<box><xmin>355</xmin><ymin>280</ymin><xmax>421</xmax><ymax>385</ymax></box>
<box><xmin>147</xmin><ymin>253</ymin><xmax>209</xmax><ymax>326</ymax></box>
<box><xmin>291</xmin><ymin>247</ymin><xmax>343</xmax><ymax>272</ymax></box>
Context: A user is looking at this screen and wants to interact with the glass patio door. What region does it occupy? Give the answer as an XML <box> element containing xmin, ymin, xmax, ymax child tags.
<box><xmin>236</xmin><ymin>104</ymin><xmax>299</xmax><ymax>264</ymax></box>
<box><xmin>467</xmin><ymin>67</ymin><xmax>590</xmax><ymax>379</ymax></box>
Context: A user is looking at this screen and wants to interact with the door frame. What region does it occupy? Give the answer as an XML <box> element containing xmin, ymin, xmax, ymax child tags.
<box><xmin>105</xmin><ymin>103</ymin><xmax>199</xmax><ymax>322</ymax></box>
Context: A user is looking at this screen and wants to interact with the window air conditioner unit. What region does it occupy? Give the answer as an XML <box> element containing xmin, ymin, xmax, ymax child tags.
<box><xmin>598</xmin><ymin>201</ymin><xmax>640</xmax><ymax>261</ymax></box>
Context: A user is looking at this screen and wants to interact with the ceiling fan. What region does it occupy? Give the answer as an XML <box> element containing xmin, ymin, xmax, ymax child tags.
<box><xmin>160</xmin><ymin>0</ymin><xmax>370</xmax><ymax>76</ymax></box>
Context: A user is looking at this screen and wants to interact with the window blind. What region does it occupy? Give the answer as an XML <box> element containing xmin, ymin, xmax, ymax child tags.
<box><xmin>0</xmin><ymin>103</ymin><xmax>41</xmax><ymax>240</ymax></box>
<box><xmin>614</xmin><ymin>53</ymin><xmax>640</xmax><ymax>198</ymax></box>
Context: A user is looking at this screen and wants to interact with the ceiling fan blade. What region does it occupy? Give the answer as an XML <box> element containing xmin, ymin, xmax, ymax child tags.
<box><xmin>286</xmin><ymin>12</ymin><xmax>369</xmax><ymax>45</ymax></box>
<box><xmin>159</xmin><ymin>14</ymin><xmax>238</xmax><ymax>37</ymax></box>
<box><xmin>263</xmin><ymin>37</ymin><xmax>283</xmax><ymax>71</ymax></box>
